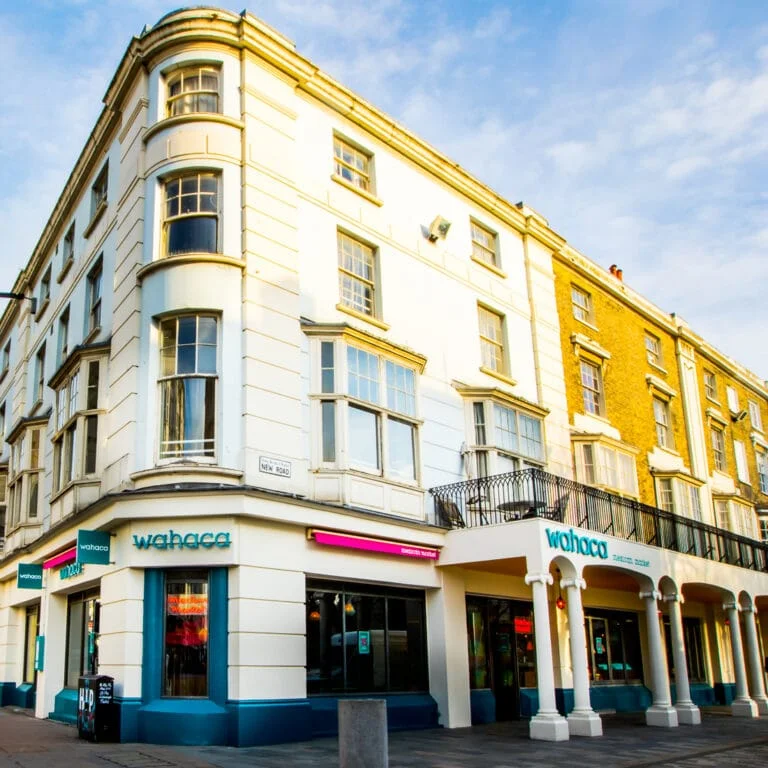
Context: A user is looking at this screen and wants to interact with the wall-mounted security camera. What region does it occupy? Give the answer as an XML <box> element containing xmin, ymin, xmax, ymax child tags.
<box><xmin>733</xmin><ymin>409</ymin><xmax>749</xmax><ymax>423</ymax></box>
<box><xmin>427</xmin><ymin>215</ymin><xmax>451</xmax><ymax>242</ymax></box>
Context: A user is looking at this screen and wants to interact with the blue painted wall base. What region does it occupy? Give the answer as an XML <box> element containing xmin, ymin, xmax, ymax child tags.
<box><xmin>228</xmin><ymin>699</ymin><xmax>312</xmax><ymax>746</ymax></box>
<box><xmin>552</xmin><ymin>685</ymin><xmax>652</xmax><ymax>714</ymax></box>
<box><xmin>49</xmin><ymin>688</ymin><xmax>78</xmax><ymax>724</ymax></box>
<box><xmin>714</xmin><ymin>682</ymin><xmax>737</xmax><ymax>705</ymax></box>
<box><xmin>0</xmin><ymin>682</ymin><xmax>16</xmax><ymax>706</ymax></box>
<box><xmin>116</xmin><ymin>697</ymin><xmax>141</xmax><ymax>742</ymax></box>
<box><xmin>670</xmin><ymin>683</ymin><xmax>716</xmax><ymax>707</ymax></box>
<box><xmin>310</xmin><ymin>694</ymin><xmax>438</xmax><ymax>737</ymax></box>
<box><xmin>469</xmin><ymin>689</ymin><xmax>496</xmax><ymax>724</ymax></box>
<box><xmin>519</xmin><ymin>688</ymin><xmax>539</xmax><ymax>718</ymax></box>
<box><xmin>10</xmin><ymin>683</ymin><xmax>35</xmax><ymax>709</ymax></box>
<box><xmin>137</xmin><ymin>699</ymin><xmax>228</xmax><ymax>745</ymax></box>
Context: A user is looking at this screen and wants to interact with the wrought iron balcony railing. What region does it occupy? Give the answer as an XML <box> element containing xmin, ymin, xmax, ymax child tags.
<box><xmin>428</xmin><ymin>467</ymin><xmax>768</xmax><ymax>573</ymax></box>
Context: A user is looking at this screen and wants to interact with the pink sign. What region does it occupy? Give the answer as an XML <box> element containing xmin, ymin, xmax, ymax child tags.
<box><xmin>43</xmin><ymin>546</ymin><xmax>77</xmax><ymax>570</ymax></box>
<box><xmin>312</xmin><ymin>530</ymin><xmax>439</xmax><ymax>560</ymax></box>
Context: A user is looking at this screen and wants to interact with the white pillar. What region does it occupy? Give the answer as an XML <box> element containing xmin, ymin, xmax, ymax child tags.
<box><xmin>741</xmin><ymin>606</ymin><xmax>768</xmax><ymax>716</ymax></box>
<box><xmin>562</xmin><ymin>577</ymin><xmax>602</xmax><ymax>736</ymax></box>
<box><xmin>426</xmin><ymin>569</ymin><xmax>471</xmax><ymax>728</ymax></box>
<box><xmin>663</xmin><ymin>593</ymin><xmax>700</xmax><ymax>725</ymax></box>
<box><xmin>525</xmin><ymin>572</ymin><xmax>569</xmax><ymax>741</ymax></box>
<box><xmin>724</xmin><ymin>602</ymin><xmax>758</xmax><ymax>717</ymax></box>
<box><xmin>640</xmin><ymin>590</ymin><xmax>678</xmax><ymax>727</ymax></box>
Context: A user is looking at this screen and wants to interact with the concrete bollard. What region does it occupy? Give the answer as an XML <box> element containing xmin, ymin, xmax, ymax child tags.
<box><xmin>338</xmin><ymin>699</ymin><xmax>388</xmax><ymax>768</ymax></box>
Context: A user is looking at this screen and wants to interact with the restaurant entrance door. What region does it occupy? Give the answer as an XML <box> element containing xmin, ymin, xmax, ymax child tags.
<box><xmin>467</xmin><ymin>597</ymin><xmax>537</xmax><ymax>721</ymax></box>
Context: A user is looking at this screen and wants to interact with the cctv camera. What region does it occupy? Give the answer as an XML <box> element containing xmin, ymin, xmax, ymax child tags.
<box><xmin>427</xmin><ymin>216</ymin><xmax>451</xmax><ymax>242</ymax></box>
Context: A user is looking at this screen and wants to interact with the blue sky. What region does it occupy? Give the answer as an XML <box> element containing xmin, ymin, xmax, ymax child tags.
<box><xmin>2</xmin><ymin>1</ymin><xmax>768</xmax><ymax>376</ymax></box>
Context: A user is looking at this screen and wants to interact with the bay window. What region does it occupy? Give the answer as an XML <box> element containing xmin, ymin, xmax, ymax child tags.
<box><xmin>6</xmin><ymin>424</ymin><xmax>44</xmax><ymax>531</ymax></box>
<box><xmin>312</xmin><ymin>333</ymin><xmax>422</xmax><ymax>483</ymax></box>
<box><xmin>470</xmin><ymin>399</ymin><xmax>545</xmax><ymax>477</ymax></box>
<box><xmin>52</xmin><ymin>357</ymin><xmax>104</xmax><ymax>493</ymax></box>
<box><xmin>158</xmin><ymin>314</ymin><xmax>217</xmax><ymax>459</ymax></box>
<box><xmin>166</xmin><ymin>66</ymin><xmax>220</xmax><ymax>117</ymax></box>
<box><xmin>164</xmin><ymin>172</ymin><xmax>219</xmax><ymax>256</ymax></box>
<box><xmin>574</xmin><ymin>440</ymin><xmax>638</xmax><ymax>496</ymax></box>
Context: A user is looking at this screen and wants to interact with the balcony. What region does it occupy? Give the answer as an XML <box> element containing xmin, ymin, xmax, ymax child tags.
<box><xmin>429</xmin><ymin>468</ymin><xmax>768</xmax><ymax>573</ymax></box>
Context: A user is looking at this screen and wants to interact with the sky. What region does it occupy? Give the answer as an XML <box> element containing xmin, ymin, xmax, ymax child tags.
<box><xmin>1</xmin><ymin>1</ymin><xmax>768</xmax><ymax>376</ymax></box>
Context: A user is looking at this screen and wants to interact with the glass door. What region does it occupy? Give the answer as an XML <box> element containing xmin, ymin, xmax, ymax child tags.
<box><xmin>23</xmin><ymin>604</ymin><xmax>39</xmax><ymax>689</ymax></box>
<box><xmin>488</xmin><ymin>600</ymin><xmax>517</xmax><ymax>720</ymax></box>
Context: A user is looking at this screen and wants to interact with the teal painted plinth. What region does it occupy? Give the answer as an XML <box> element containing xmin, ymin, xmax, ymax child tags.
<box><xmin>227</xmin><ymin>699</ymin><xmax>312</xmax><ymax>746</ymax></box>
<box><xmin>670</xmin><ymin>683</ymin><xmax>716</xmax><ymax>707</ymax></box>
<box><xmin>0</xmin><ymin>682</ymin><xmax>16</xmax><ymax>706</ymax></box>
<box><xmin>137</xmin><ymin>699</ymin><xmax>228</xmax><ymax>745</ymax></box>
<box><xmin>11</xmin><ymin>683</ymin><xmax>35</xmax><ymax>709</ymax></box>
<box><xmin>714</xmin><ymin>682</ymin><xmax>737</xmax><ymax>705</ymax></box>
<box><xmin>116</xmin><ymin>697</ymin><xmax>141</xmax><ymax>742</ymax></box>
<box><xmin>519</xmin><ymin>688</ymin><xmax>539</xmax><ymax>718</ymax></box>
<box><xmin>49</xmin><ymin>688</ymin><xmax>78</xmax><ymax>724</ymax></box>
<box><xmin>469</xmin><ymin>689</ymin><xmax>496</xmax><ymax>724</ymax></box>
<box><xmin>554</xmin><ymin>685</ymin><xmax>652</xmax><ymax>714</ymax></box>
<box><xmin>309</xmin><ymin>694</ymin><xmax>438</xmax><ymax>738</ymax></box>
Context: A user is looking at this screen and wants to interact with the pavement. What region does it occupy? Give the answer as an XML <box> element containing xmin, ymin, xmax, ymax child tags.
<box><xmin>1</xmin><ymin>707</ymin><xmax>768</xmax><ymax>767</ymax></box>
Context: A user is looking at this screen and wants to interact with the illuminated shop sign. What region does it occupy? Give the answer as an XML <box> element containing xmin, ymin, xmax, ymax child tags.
<box><xmin>132</xmin><ymin>531</ymin><xmax>232</xmax><ymax>550</ymax></box>
<box><xmin>60</xmin><ymin>562</ymin><xmax>84</xmax><ymax>580</ymax></box>
<box><xmin>545</xmin><ymin>528</ymin><xmax>608</xmax><ymax>560</ymax></box>
<box><xmin>310</xmin><ymin>529</ymin><xmax>440</xmax><ymax>560</ymax></box>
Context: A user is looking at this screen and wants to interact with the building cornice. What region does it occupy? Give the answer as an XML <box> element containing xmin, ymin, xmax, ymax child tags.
<box><xmin>451</xmin><ymin>381</ymin><xmax>550</xmax><ymax>418</ymax></box>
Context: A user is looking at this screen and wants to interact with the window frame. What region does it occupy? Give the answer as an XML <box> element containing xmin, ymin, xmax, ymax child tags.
<box><xmin>166</xmin><ymin>65</ymin><xmax>221</xmax><ymax>118</ymax></box>
<box><xmin>711</xmin><ymin>426</ymin><xmax>726</xmax><ymax>472</ymax></box>
<box><xmin>337</xmin><ymin>230</ymin><xmax>379</xmax><ymax>320</ymax></box>
<box><xmin>163</xmin><ymin>172</ymin><xmax>220</xmax><ymax>257</ymax></box>
<box><xmin>90</xmin><ymin>162</ymin><xmax>108</xmax><ymax>221</ymax></box>
<box><xmin>749</xmin><ymin>400</ymin><xmax>763</xmax><ymax>432</ymax></box>
<box><xmin>157</xmin><ymin>314</ymin><xmax>219</xmax><ymax>462</ymax></box>
<box><xmin>470</xmin><ymin>219</ymin><xmax>499</xmax><ymax>269</ymax></box>
<box><xmin>575</xmin><ymin>440</ymin><xmax>638</xmax><ymax>497</ymax></box>
<box><xmin>33</xmin><ymin>344</ymin><xmax>46</xmax><ymax>406</ymax></box>
<box><xmin>38</xmin><ymin>266</ymin><xmax>52</xmax><ymax>315</ymax></box>
<box><xmin>653</xmin><ymin>396</ymin><xmax>673</xmax><ymax>450</ymax></box>
<box><xmin>645</xmin><ymin>333</ymin><xmax>662</xmax><ymax>367</ymax></box>
<box><xmin>1</xmin><ymin>340</ymin><xmax>9</xmax><ymax>377</ymax></box>
<box><xmin>333</xmin><ymin>134</ymin><xmax>374</xmax><ymax>194</ymax></box>
<box><xmin>86</xmin><ymin>257</ymin><xmax>103</xmax><ymax>337</ymax></box>
<box><xmin>580</xmin><ymin>358</ymin><xmax>604</xmax><ymax>417</ymax></box>
<box><xmin>726</xmin><ymin>385</ymin><xmax>739</xmax><ymax>413</ymax></box>
<box><xmin>733</xmin><ymin>439</ymin><xmax>750</xmax><ymax>484</ymax></box>
<box><xmin>757</xmin><ymin>450</ymin><xmax>768</xmax><ymax>494</ymax></box>
<box><xmin>703</xmin><ymin>370</ymin><xmax>718</xmax><ymax>402</ymax></box>
<box><xmin>477</xmin><ymin>304</ymin><xmax>506</xmax><ymax>375</ymax></box>
<box><xmin>313</xmin><ymin>338</ymin><xmax>421</xmax><ymax>485</ymax></box>
<box><xmin>571</xmin><ymin>285</ymin><xmax>594</xmax><ymax>325</ymax></box>
<box><xmin>6</xmin><ymin>426</ymin><xmax>44</xmax><ymax>532</ymax></box>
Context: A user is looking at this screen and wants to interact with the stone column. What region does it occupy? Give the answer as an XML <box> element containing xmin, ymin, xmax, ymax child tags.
<box><xmin>641</xmin><ymin>590</ymin><xmax>678</xmax><ymax>727</ymax></box>
<box><xmin>562</xmin><ymin>577</ymin><xmax>602</xmax><ymax>736</ymax></box>
<box><xmin>525</xmin><ymin>572</ymin><xmax>569</xmax><ymax>741</ymax></box>
<box><xmin>663</xmin><ymin>593</ymin><xmax>700</xmax><ymax>725</ymax></box>
<box><xmin>740</xmin><ymin>606</ymin><xmax>768</xmax><ymax>715</ymax></box>
<box><xmin>724</xmin><ymin>602</ymin><xmax>758</xmax><ymax>717</ymax></box>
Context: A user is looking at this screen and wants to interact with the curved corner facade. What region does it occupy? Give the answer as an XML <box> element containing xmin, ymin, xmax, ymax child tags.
<box><xmin>0</xmin><ymin>7</ymin><xmax>767</xmax><ymax>747</ymax></box>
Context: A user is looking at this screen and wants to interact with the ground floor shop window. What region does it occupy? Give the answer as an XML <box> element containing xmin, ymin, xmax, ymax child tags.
<box><xmin>663</xmin><ymin>616</ymin><xmax>707</xmax><ymax>683</ymax></box>
<box><xmin>23</xmin><ymin>604</ymin><xmax>39</xmax><ymax>685</ymax></box>
<box><xmin>164</xmin><ymin>570</ymin><xmax>209</xmax><ymax>697</ymax></box>
<box><xmin>306</xmin><ymin>581</ymin><xmax>427</xmax><ymax>695</ymax></box>
<box><xmin>466</xmin><ymin>597</ymin><xmax>536</xmax><ymax>721</ymax></box>
<box><xmin>65</xmin><ymin>589</ymin><xmax>100</xmax><ymax>687</ymax></box>
<box><xmin>585</xmin><ymin>609</ymin><xmax>643</xmax><ymax>684</ymax></box>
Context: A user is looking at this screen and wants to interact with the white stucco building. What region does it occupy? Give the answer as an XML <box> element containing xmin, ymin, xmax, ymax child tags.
<box><xmin>0</xmin><ymin>7</ymin><xmax>767</xmax><ymax>746</ymax></box>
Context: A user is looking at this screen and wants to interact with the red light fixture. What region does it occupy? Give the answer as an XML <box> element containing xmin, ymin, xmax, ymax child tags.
<box><xmin>724</xmin><ymin>617</ymin><xmax>730</xmax><ymax>626</ymax></box>
<box><xmin>556</xmin><ymin>595</ymin><xmax>565</xmax><ymax>610</ymax></box>
<box><xmin>309</xmin><ymin>610</ymin><xmax>321</xmax><ymax>622</ymax></box>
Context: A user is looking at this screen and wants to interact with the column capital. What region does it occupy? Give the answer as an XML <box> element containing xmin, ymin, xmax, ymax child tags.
<box><xmin>723</xmin><ymin>602</ymin><xmax>741</xmax><ymax>613</ymax></box>
<box><xmin>639</xmin><ymin>590</ymin><xmax>662</xmax><ymax>601</ymax></box>
<box><xmin>525</xmin><ymin>572</ymin><xmax>554</xmax><ymax>586</ymax></box>
<box><xmin>662</xmin><ymin>593</ymin><xmax>684</xmax><ymax>604</ymax></box>
<box><xmin>741</xmin><ymin>605</ymin><xmax>758</xmax><ymax>615</ymax></box>
<box><xmin>561</xmin><ymin>577</ymin><xmax>587</xmax><ymax>591</ymax></box>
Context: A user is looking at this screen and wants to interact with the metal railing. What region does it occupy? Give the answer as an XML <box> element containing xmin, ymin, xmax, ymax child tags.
<box><xmin>429</xmin><ymin>467</ymin><xmax>768</xmax><ymax>573</ymax></box>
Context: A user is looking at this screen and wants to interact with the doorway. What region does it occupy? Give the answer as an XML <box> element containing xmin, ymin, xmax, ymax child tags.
<box><xmin>466</xmin><ymin>597</ymin><xmax>536</xmax><ymax>720</ymax></box>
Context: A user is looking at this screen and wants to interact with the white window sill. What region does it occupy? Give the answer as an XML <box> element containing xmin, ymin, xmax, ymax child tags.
<box><xmin>479</xmin><ymin>366</ymin><xmax>517</xmax><ymax>387</ymax></box>
<box><xmin>57</xmin><ymin>257</ymin><xmax>74</xmax><ymax>284</ymax></box>
<box><xmin>573</xmin><ymin>316</ymin><xmax>599</xmax><ymax>333</ymax></box>
<box><xmin>336</xmin><ymin>303</ymin><xmax>390</xmax><ymax>331</ymax></box>
<box><xmin>143</xmin><ymin>112</ymin><xmax>244</xmax><ymax>143</ymax></box>
<box><xmin>35</xmin><ymin>298</ymin><xmax>50</xmax><ymax>321</ymax></box>
<box><xmin>83</xmin><ymin>200</ymin><xmax>107</xmax><ymax>239</ymax></box>
<box><xmin>647</xmin><ymin>360</ymin><xmax>668</xmax><ymax>376</ymax></box>
<box><xmin>330</xmin><ymin>174</ymin><xmax>383</xmax><ymax>206</ymax></box>
<box><xmin>130</xmin><ymin>464</ymin><xmax>243</xmax><ymax>491</ymax></box>
<box><xmin>313</xmin><ymin>466</ymin><xmax>422</xmax><ymax>493</ymax></box>
<box><xmin>470</xmin><ymin>254</ymin><xmax>506</xmax><ymax>279</ymax></box>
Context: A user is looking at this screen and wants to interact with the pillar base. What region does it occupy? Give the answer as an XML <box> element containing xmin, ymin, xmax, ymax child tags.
<box><xmin>674</xmin><ymin>702</ymin><xmax>701</xmax><ymax>725</ymax></box>
<box><xmin>645</xmin><ymin>705</ymin><xmax>679</xmax><ymax>727</ymax></box>
<box><xmin>731</xmin><ymin>698</ymin><xmax>759</xmax><ymax>718</ymax></box>
<box><xmin>567</xmin><ymin>709</ymin><xmax>603</xmax><ymax>737</ymax></box>
<box><xmin>529</xmin><ymin>713</ymin><xmax>570</xmax><ymax>741</ymax></box>
<box><xmin>752</xmin><ymin>696</ymin><xmax>768</xmax><ymax>716</ymax></box>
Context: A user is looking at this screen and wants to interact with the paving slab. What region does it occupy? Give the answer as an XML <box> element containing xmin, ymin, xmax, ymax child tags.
<box><xmin>1</xmin><ymin>707</ymin><xmax>768</xmax><ymax>768</ymax></box>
